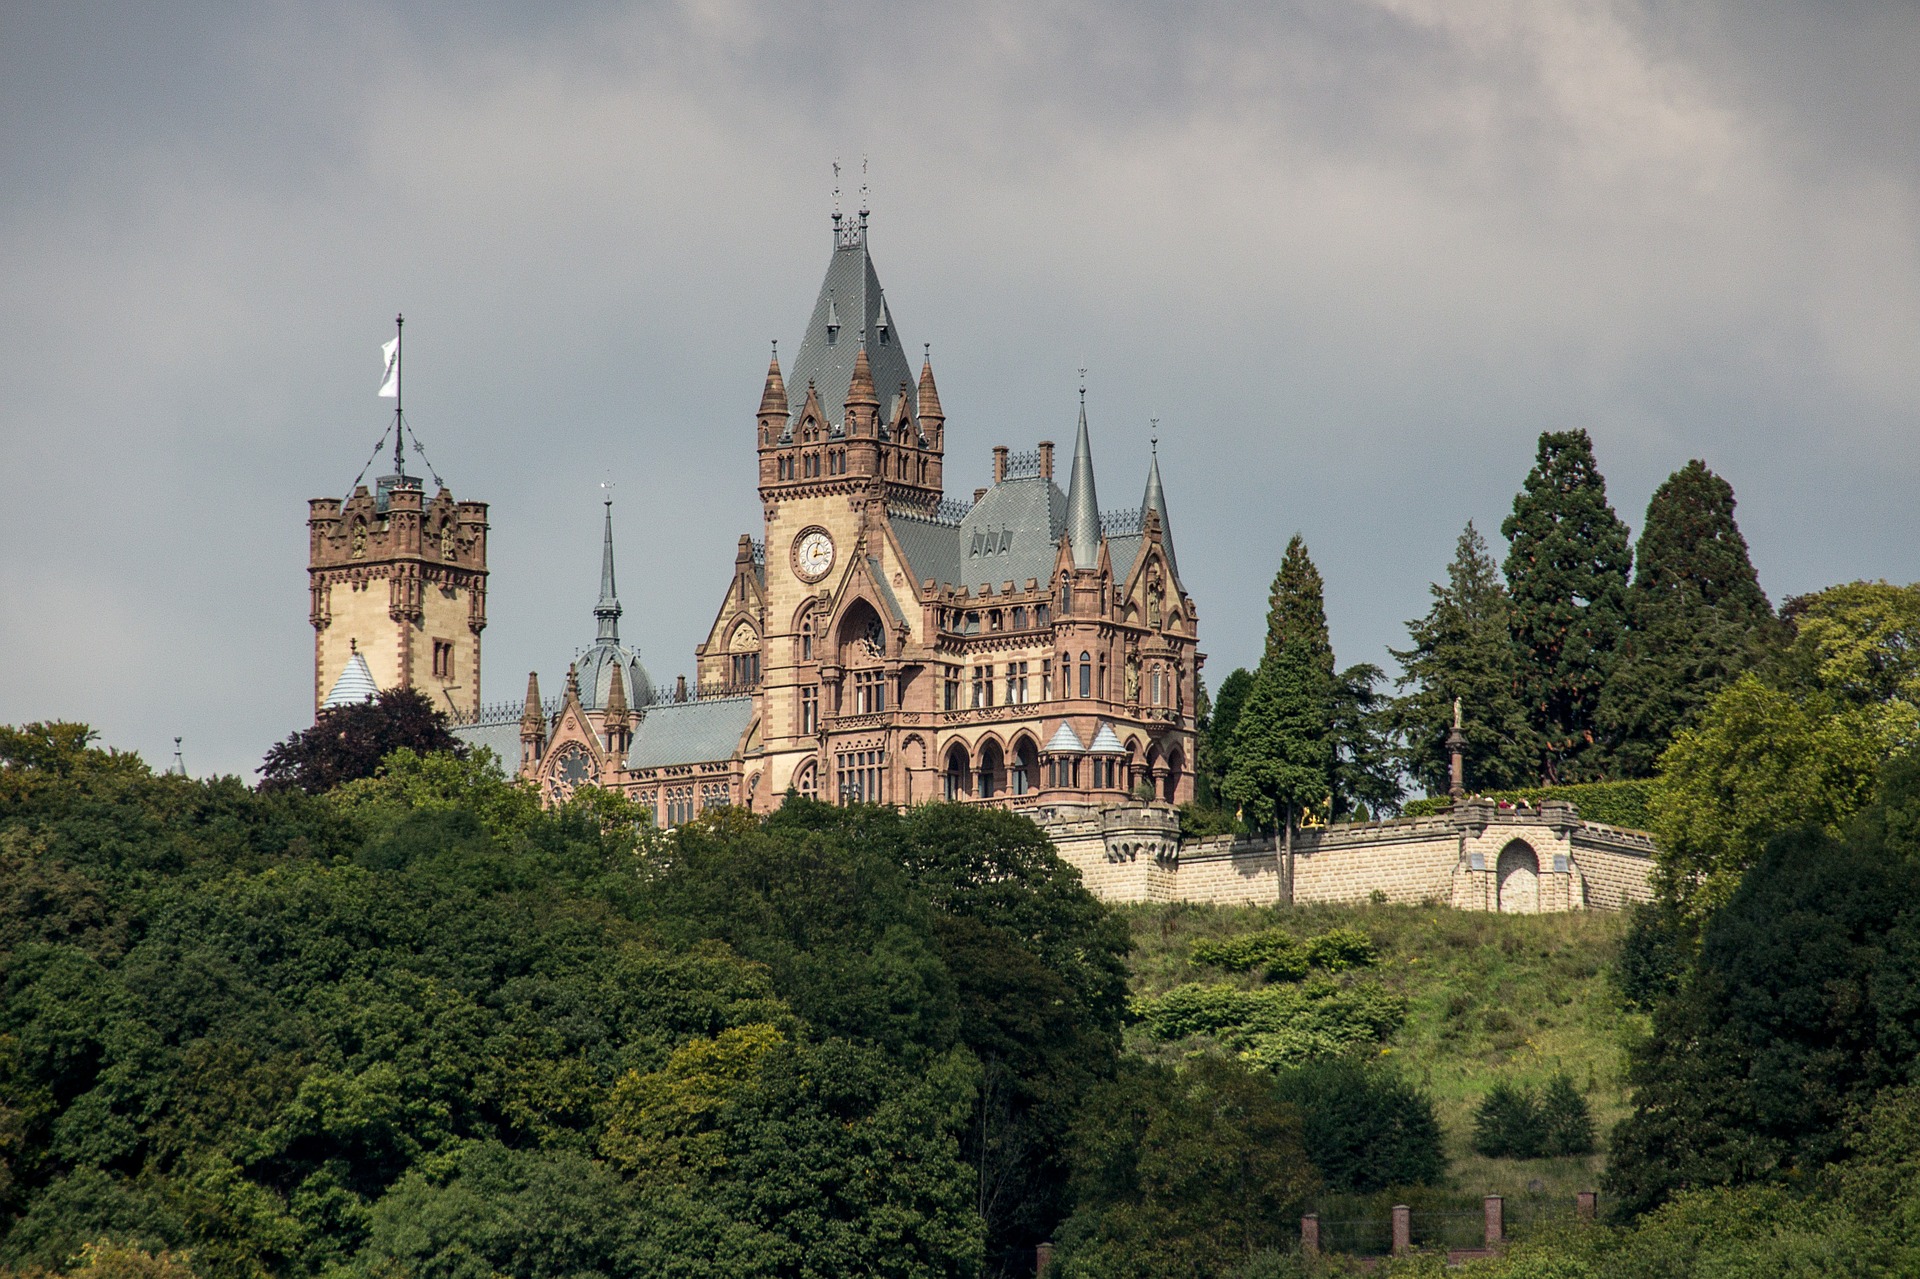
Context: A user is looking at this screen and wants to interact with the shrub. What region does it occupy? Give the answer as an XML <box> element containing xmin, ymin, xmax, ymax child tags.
<box><xmin>1402</xmin><ymin>778</ymin><xmax>1654</xmax><ymax>829</ymax></box>
<box><xmin>1131</xmin><ymin>981</ymin><xmax>1406</xmax><ymax>1067</ymax></box>
<box><xmin>1472</xmin><ymin>1080</ymin><xmax>1545</xmax><ymax>1159</ymax></box>
<box><xmin>1269</xmin><ymin>1058</ymin><xmax>1446</xmax><ymax>1192</ymax></box>
<box><xmin>1539</xmin><ymin>1073</ymin><xmax>1597</xmax><ymax>1156</ymax></box>
<box><xmin>1191</xmin><ymin>929</ymin><xmax>1307</xmax><ymax>978</ymax></box>
<box><xmin>1303</xmin><ymin>927</ymin><xmax>1377</xmax><ymax>972</ymax></box>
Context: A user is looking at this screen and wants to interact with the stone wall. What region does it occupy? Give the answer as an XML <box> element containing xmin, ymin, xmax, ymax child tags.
<box><xmin>1037</xmin><ymin>798</ymin><xmax>1657</xmax><ymax>914</ymax></box>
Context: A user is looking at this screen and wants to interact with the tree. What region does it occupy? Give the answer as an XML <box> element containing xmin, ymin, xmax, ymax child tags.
<box><xmin>1501</xmin><ymin>430</ymin><xmax>1634</xmax><ymax>783</ymax></box>
<box><xmin>1389</xmin><ymin>522</ymin><xmax>1538</xmax><ymax>796</ymax></box>
<box><xmin>1200</xmin><ymin>668</ymin><xmax>1254</xmax><ymax>813</ymax></box>
<box><xmin>1328</xmin><ymin>664</ymin><xmax>1402</xmax><ymax>819</ymax></box>
<box><xmin>1267</xmin><ymin>1058</ymin><xmax>1443</xmax><ymax>1192</ymax></box>
<box><xmin>258</xmin><ymin>688</ymin><xmax>465</xmax><ymax>795</ymax></box>
<box><xmin>1053</xmin><ymin>1056</ymin><xmax>1317</xmax><ymax>1279</ymax></box>
<box><xmin>1600</xmin><ymin>461</ymin><xmax>1773</xmax><ymax>777</ymax></box>
<box><xmin>1224</xmin><ymin>539</ymin><xmax>1334</xmax><ymax>846</ymax></box>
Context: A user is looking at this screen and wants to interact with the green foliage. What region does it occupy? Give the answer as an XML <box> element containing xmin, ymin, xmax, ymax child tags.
<box><xmin>1390</xmin><ymin>522</ymin><xmax>1539</xmax><ymax>796</ymax></box>
<box><xmin>1401</xmin><ymin>779</ymin><xmax>1653</xmax><ymax>829</ymax></box>
<box><xmin>1201</xmin><ymin>668</ymin><xmax>1255</xmax><ymax>816</ymax></box>
<box><xmin>1329</xmin><ymin>663</ymin><xmax>1403</xmax><ymax>820</ymax></box>
<box><xmin>258</xmin><ymin>688</ymin><xmax>466</xmax><ymax>795</ymax></box>
<box><xmin>1131</xmin><ymin>981</ymin><xmax>1406</xmax><ymax>1067</ymax></box>
<box><xmin>1225</xmin><ymin>537</ymin><xmax>1335</xmax><ymax>834</ymax></box>
<box><xmin>1268</xmin><ymin>1058</ymin><xmax>1444</xmax><ymax>1193</ymax></box>
<box><xmin>1052</xmin><ymin>1056</ymin><xmax>1317</xmax><ymax>1279</ymax></box>
<box><xmin>1609</xmin><ymin>757</ymin><xmax>1920</xmax><ymax>1218</ymax></box>
<box><xmin>1</xmin><ymin>726</ymin><xmax>1126</xmax><ymax>1279</ymax></box>
<box><xmin>1501</xmin><ymin>430</ymin><xmax>1634</xmax><ymax>784</ymax></box>
<box><xmin>1470</xmin><ymin>1075</ymin><xmax>1594</xmax><ymax>1160</ymax></box>
<box><xmin>1598</xmin><ymin>461</ymin><xmax>1773</xmax><ymax>778</ymax></box>
<box><xmin>1189</xmin><ymin>927</ymin><xmax>1375</xmax><ymax>979</ymax></box>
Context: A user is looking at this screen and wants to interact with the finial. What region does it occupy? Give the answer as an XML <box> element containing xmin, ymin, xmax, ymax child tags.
<box><xmin>859</xmin><ymin>154</ymin><xmax>869</xmax><ymax>221</ymax></box>
<box><xmin>832</xmin><ymin>159</ymin><xmax>842</xmax><ymax>221</ymax></box>
<box><xmin>1078</xmin><ymin>366</ymin><xmax>1087</xmax><ymax>403</ymax></box>
<box><xmin>349</xmin><ymin>637</ymin><xmax>358</xmax><ymax>653</ymax></box>
<box><xmin>1150</xmin><ymin>418</ymin><xmax>1159</xmax><ymax>453</ymax></box>
<box><xmin>601</xmin><ymin>477</ymin><xmax>614</xmax><ymax>509</ymax></box>
<box><xmin>771</xmin><ymin>339</ymin><xmax>778</xmax><ymax>359</ymax></box>
<box><xmin>923</xmin><ymin>342</ymin><xmax>930</xmax><ymax>360</ymax></box>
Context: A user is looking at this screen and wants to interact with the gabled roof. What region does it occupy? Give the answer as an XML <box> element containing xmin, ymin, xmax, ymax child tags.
<box><xmin>1088</xmin><ymin>722</ymin><xmax>1127</xmax><ymax>754</ymax></box>
<box><xmin>1044</xmin><ymin>722</ymin><xmax>1087</xmax><ymax>753</ymax></box>
<box><xmin>321</xmin><ymin>651</ymin><xmax>379</xmax><ymax>709</ymax></box>
<box><xmin>786</xmin><ymin>220</ymin><xmax>917</xmax><ymax>432</ymax></box>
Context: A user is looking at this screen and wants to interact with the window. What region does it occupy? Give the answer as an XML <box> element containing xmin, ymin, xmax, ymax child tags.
<box><xmin>800</xmin><ymin>614</ymin><xmax>814</xmax><ymax>661</ymax></box>
<box><xmin>701</xmin><ymin>782</ymin><xmax>731</xmax><ymax>812</ymax></box>
<box><xmin>1036</xmin><ymin>605</ymin><xmax>1050</xmax><ymax>628</ymax></box>
<box><xmin>1041</xmin><ymin>659</ymin><xmax>1053</xmax><ymax>700</ymax></box>
<box><xmin>796</xmin><ymin>761</ymin><xmax>817</xmax><ymax>799</ymax></box>
<box><xmin>731</xmin><ymin>651</ymin><xmax>761</xmax><ymax>687</ymax></box>
<box><xmin>836</xmin><ymin>749</ymin><xmax>883</xmax><ymax>804</ymax></box>
<box><xmin>1099</xmin><ymin>656</ymin><xmax>1109</xmax><ymax>700</ymax></box>
<box><xmin>800</xmin><ymin>685</ymin><xmax>819</xmax><ymax>735</ymax></box>
<box><xmin>989</xmin><ymin>610</ymin><xmax>1003</xmax><ymax>631</ymax></box>
<box><xmin>1006</xmin><ymin>661</ymin><xmax>1028</xmax><ymax>705</ymax></box>
<box><xmin>1059</xmin><ymin>578</ymin><xmax>1072</xmax><ymax>615</ymax></box>
<box><xmin>665</xmin><ymin>786</ymin><xmax>696</xmax><ymax>827</ymax></box>
<box><xmin>943</xmin><ymin>665</ymin><xmax>961</xmax><ymax>711</ymax></box>
<box><xmin>432</xmin><ymin>639</ymin><xmax>453</xmax><ymax>679</ymax></box>
<box><xmin>971</xmin><ymin>665</ymin><xmax>995</xmax><ymax>708</ymax></box>
<box><xmin>1012</xmin><ymin>606</ymin><xmax>1027</xmax><ymax>630</ymax></box>
<box><xmin>1011</xmin><ymin>741</ymin><xmax>1035</xmax><ymax>796</ymax></box>
<box><xmin>854</xmin><ymin>669</ymin><xmax>887</xmax><ymax>714</ymax></box>
<box><xmin>1152</xmin><ymin>668</ymin><xmax>1163</xmax><ymax>704</ymax></box>
<box><xmin>945</xmin><ymin>747</ymin><xmax>969</xmax><ymax>800</ymax></box>
<box><xmin>1079</xmin><ymin>652</ymin><xmax>1092</xmax><ymax>698</ymax></box>
<box><xmin>965</xmin><ymin>611</ymin><xmax>980</xmax><ymax>634</ymax></box>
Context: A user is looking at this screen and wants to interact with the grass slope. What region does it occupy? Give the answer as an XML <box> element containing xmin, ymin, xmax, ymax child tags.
<box><xmin>1119</xmin><ymin>901</ymin><xmax>1645</xmax><ymax>1202</ymax></box>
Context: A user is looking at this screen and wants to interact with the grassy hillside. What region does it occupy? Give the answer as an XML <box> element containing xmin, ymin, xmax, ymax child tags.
<box><xmin>1118</xmin><ymin>901</ymin><xmax>1646</xmax><ymax>1202</ymax></box>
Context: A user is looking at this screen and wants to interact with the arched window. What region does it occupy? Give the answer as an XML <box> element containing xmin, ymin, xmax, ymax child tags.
<box><xmin>800</xmin><ymin>612</ymin><xmax>814</xmax><ymax>661</ymax></box>
<box><xmin>1059</xmin><ymin>577</ymin><xmax>1072</xmax><ymax>616</ymax></box>
<box><xmin>1152</xmin><ymin>667</ymin><xmax>1163</xmax><ymax>704</ymax></box>
<box><xmin>1010</xmin><ymin>738</ymin><xmax>1038</xmax><ymax>796</ymax></box>
<box><xmin>1079</xmin><ymin>652</ymin><xmax>1092</xmax><ymax>698</ymax></box>
<box><xmin>977</xmin><ymin>740</ymin><xmax>1003</xmax><ymax>799</ymax></box>
<box><xmin>795</xmin><ymin>760</ymin><xmax>817</xmax><ymax>801</ymax></box>
<box><xmin>945</xmin><ymin>743</ymin><xmax>971</xmax><ymax>801</ymax></box>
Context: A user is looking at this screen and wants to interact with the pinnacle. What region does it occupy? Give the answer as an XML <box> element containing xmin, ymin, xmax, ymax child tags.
<box><xmin>521</xmin><ymin>671</ymin><xmax>543</xmax><ymax>725</ymax></box>
<box><xmin>845</xmin><ymin>343</ymin><xmax>878</xmax><ymax>409</ymax></box>
<box><xmin>758</xmin><ymin>349</ymin><xmax>787</xmax><ymax>417</ymax></box>
<box><xmin>605</xmin><ymin>661</ymin><xmax>628</xmax><ymax>720</ymax></box>
<box><xmin>917</xmin><ymin>353</ymin><xmax>943</xmax><ymax>422</ymax></box>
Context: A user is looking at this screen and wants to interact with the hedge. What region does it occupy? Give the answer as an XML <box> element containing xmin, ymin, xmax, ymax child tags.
<box><xmin>1401</xmin><ymin>778</ymin><xmax>1654</xmax><ymax>830</ymax></box>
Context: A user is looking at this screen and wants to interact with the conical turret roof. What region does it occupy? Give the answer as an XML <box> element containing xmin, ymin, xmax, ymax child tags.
<box><xmin>1064</xmin><ymin>393</ymin><xmax>1102</xmax><ymax>570</ymax></box>
<box><xmin>322</xmin><ymin>648</ymin><xmax>380</xmax><ymax>709</ymax></box>
<box><xmin>1140</xmin><ymin>442</ymin><xmax>1178</xmax><ymax>579</ymax></box>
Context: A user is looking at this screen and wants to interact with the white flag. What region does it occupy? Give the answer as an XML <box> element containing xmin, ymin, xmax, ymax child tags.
<box><xmin>378</xmin><ymin>337</ymin><xmax>400</xmax><ymax>398</ymax></box>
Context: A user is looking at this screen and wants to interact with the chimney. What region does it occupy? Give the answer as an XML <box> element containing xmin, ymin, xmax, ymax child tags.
<box><xmin>1038</xmin><ymin>440</ymin><xmax>1054</xmax><ymax>480</ymax></box>
<box><xmin>973</xmin><ymin>487</ymin><xmax>987</xmax><ymax>504</ymax></box>
<box><xmin>675</xmin><ymin>674</ymin><xmax>688</xmax><ymax>703</ymax></box>
<box><xmin>992</xmin><ymin>445</ymin><xmax>1009</xmax><ymax>484</ymax></box>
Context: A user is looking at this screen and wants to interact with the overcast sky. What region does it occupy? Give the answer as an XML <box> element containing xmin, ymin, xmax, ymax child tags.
<box><xmin>3</xmin><ymin>0</ymin><xmax>1917</xmax><ymax>779</ymax></box>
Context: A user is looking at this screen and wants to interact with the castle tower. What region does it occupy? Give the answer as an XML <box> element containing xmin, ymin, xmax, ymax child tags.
<box><xmin>308</xmin><ymin>355</ymin><xmax>488</xmax><ymax>719</ymax></box>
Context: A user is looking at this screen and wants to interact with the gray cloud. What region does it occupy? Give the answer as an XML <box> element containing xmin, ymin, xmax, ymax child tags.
<box><xmin>3</xmin><ymin>0</ymin><xmax>1917</xmax><ymax>777</ymax></box>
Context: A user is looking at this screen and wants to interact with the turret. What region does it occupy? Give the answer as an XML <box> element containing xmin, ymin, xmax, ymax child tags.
<box><xmin>917</xmin><ymin>350</ymin><xmax>944</xmax><ymax>450</ymax></box>
<box><xmin>1139</xmin><ymin>438</ymin><xmax>1178</xmax><ymax>580</ymax></box>
<box><xmin>757</xmin><ymin>345</ymin><xmax>788</xmax><ymax>445</ymax></box>
<box><xmin>519</xmin><ymin>671</ymin><xmax>546</xmax><ymax>767</ymax></box>
<box><xmin>1064</xmin><ymin>390</ymin><xmax>1102</xmax><ymax>570</ymax></box>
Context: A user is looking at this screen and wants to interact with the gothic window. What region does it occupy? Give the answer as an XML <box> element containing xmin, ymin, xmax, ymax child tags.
<box><xmin>1059</xmin><ymin>577</ymin><xmax>1072</xmax><ymax>615</ymax></box>
<box><xmin>1079</xmin><ymin>652</ymin><xmax>1092</xmax><ymax>698</ymax></box>
<box><xmin>800</xmin><ymin>685</ymin><xmax>819</xmax><ymax>734</ymax></box>
<box><xmin>853</xmin><ymin>669</ymin><xmax>886</xmax><ymax>714</ymax></box>
<box><xmin>1152</xmin><ymin>667</ymin><xmax>1163</xmax><ymax>704</ymax></box>
<box><xmin>1006</xmin><ymin>661</ymin><xmax>1028</xmax><ymax>705</ymax></box>
<box><xmin>945</xmin><ymin>743</ymin><xmax>970</xmax><ymax>801</ymax></box>
<box><xmin>795</xmin><ymin>759</ymin><xmax>817</xmax><ymax>800</ymax></box>
<box><xmin>1012</xmin><ymin>606</ymin><xmax>1027</xmax><ymax>630</ymax></box>
<box><xmin>1011</xmin><ymin>738</ymin><xmax>1038</xmax><ymax>796</ymax></box>
<box><xmin>1036</xmin><ymin>604</ymin><xmax>1050</xmax><ymax>628</ymax></box>
<box><xmin>800</xmin><ymin>613</ymin><xmax>815</xmax><ymax>661</ymax></box>
<box><xmin>989</xmin><ymin>610</ymin><xmax>1003</xmax><ymax>631</ymax></box>
<box><xmin>943</xmin><ymin>665</ymin><xmax>961</xmax><ymax>711</ymax></box>
<box><xmin>1041</xmin><ymin>659</ymin><xmax>1053</xmax><ymax>700</ymax></box>
<box><xmin>835</xmin><ymin>748</ymin><xmax>883</xmax><ymax>804</ymax></box>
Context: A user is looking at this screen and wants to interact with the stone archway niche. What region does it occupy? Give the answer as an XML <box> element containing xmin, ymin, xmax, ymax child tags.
<box><xmin>1497</xmin><ymin>840</ymin><xmax>1540</xmax><ymax>914</ymax></box>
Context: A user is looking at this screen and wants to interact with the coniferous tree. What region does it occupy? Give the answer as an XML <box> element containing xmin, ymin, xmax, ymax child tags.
<box><xmin>1389</xmin><ymin>522</ymin><xmax>1538</xmax><ymax>796</ymax></box>
<box><xmin>1599</xmin><ymin>460</ymin><xmax>1773</xmax><ymax>776</ymax></box>
<box><xmin>1199</xmin><ymin>668</ymin><xmax>1254</xmax><ymax>811</ymax></box>
<box><xmin>1225</xmin><ymin>537</ymin><xmax>1333</xmax><ymax>840</ymax></box>
<box><xmin>1330</xmin><ymin>663</ymin><xmax>1403</xmax><ymax>819</ymax></box>
<box><xmin>1501</xmin><ymin>430</ymin><xmax>1634</xmax><ymax>783</ymax></box>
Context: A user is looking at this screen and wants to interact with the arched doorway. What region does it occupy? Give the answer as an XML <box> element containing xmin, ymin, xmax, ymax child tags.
<box><xmin>1163</xmin><ymin>746</ymin><xmax>1185</xmax><ymax>804</ymax></box>
<box><xmin>1497</xmin><ymin>842</ymin><xmax>1540</xmax><ymax>914</ymax></box>
<box><xmin>1010</xmin><ymin>736</ymin><xmax>1039</xmax><ymax>796</ymax></box>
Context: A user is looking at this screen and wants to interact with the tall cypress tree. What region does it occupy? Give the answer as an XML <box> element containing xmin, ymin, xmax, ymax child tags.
<box><xmin>1501</xmin><ymin>430</ymin><xmax>1633</xmax><ymax>783</ymax></box>
<box><xmin>1199</xmin><ymin>667</ymin><xmax>1254</xmax><ymax>809</ymax></box>
<box><xmin>1599</xmin><ymin>460</ymin><xmax>1773</xmax><ymax>776</ymax></box>
<box><xmin>1389</xmin><ymin>522</ymin><xmax>1538</xmax><ymax>796</ymax></box>
<box><xmin>1225</xmin><ymin>537</ymin><xmax>1334</xmax><ymax>840</ymax></box>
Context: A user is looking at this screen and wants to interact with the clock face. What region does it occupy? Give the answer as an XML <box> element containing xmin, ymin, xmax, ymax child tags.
<box><xmin>793</xmin><ymin>528</ymin><xmax>835</xmax><ymax>582</ymax></box>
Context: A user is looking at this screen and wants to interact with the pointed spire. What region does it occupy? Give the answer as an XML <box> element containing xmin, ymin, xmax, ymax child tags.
<box><xmin>594</xmin><ymin>496</ymin><xmax>622</xmax><ymax>642</ymax></box>
<box><xmin>519</xmin><ymin>670</ymin><xmax>547</xmax><ymax>767</ymax></box>
<box><xmin>565</xmin><ymin>661</ymin><xmax>582</xmax><ymax>703</ymax></box>
<box><xmin>521</xmin><ymin>670</ymin><xmax>543</xmax><ymax>727</ymax></box>
<box><xmin>758</xmin><ymin>344</ymin><xmax>787</xmax><ymax>418</ymax></box>
<box><xmin>845</xmin><ymin>342</ymin><xmax>878</xmax><ymax>434</ymax></box>
<box><xmin>916</xmin><ymin>347</ymin><xmax>943</xmax><ymax>430</ymax></box>
<box><xmin>1140</xmin><ymin>435</ymin><xmax>1178</xmax><ymax>579</ymax></box>
<box><xmin>1065</xmin><ymin>387</ymin><xmax>1102</xmax><ymax>570</ymax></box>
<box><xmin>605</xmin><ymin>661</ymin><xmax>629</xmax><ymax>724</ymax></box>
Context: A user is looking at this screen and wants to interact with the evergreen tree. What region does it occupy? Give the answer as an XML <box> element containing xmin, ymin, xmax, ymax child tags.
<box><xmin>1501</xmin><ymin>430</ymin><xmax>1634</xmax><ymax>783</ymax></box>
<box><xmin>1224</xmin><ymin>538</ymin><xmax>1333</xmax><ymax>840</ymax></box>
<box><xmin>1389</xmin><ymin>522</ymin><xmax>1538</xmax><ymax>796</ymax></box>
<box><xmin>1329</xmin><ymin>663</ymin><xmax>1403</xmax><ymax>819</ymax></box>
<box><xmin>1600</xmin><ymin>460</ymin><xmax>1773</xmax><ymax>776</ymax></box>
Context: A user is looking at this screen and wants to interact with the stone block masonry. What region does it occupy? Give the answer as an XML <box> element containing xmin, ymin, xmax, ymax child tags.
<box><xmin>1037</xmin><ymin>797</ymin><xmax>1656</xmax><ymax>913</ymax></box>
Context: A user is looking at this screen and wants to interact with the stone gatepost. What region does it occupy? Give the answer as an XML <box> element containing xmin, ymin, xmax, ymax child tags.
<box><xmin>1577</xmin><ymin>1191</ymin><xmax>1598</xmax><ymax>1221</ymax></box>
<box><xmin>1484</xmin><ymin>1194</ymin><xmax>1504</xmax><ymax>1246</ymax></box>
<box><xmin>1300</xmin><ymin>1213</ymin><xmax>1319</xmax><ymax>1255</ymax></box>
<box><xmin>1391</xmin><ymin>1204</ymin><xmax>1411</xmax><ymax>1255</ymax></box>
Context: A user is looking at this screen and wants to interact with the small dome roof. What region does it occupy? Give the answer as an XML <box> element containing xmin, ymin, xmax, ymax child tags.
<box><xmin>575</xmin><ymin>639</ymin><xmax>654</xmax><ymax>710</ymax></box>
<box><xmin>322</xmin><ymin>651</ymin><xmax>379</xmax><ymax>709</ymax></box>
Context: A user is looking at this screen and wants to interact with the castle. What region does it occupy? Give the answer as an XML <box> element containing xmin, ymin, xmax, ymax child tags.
<box><xmin>309</xmin><ymin>208</ymin><xmax>1655</xmax><ymax>915</ymax></box>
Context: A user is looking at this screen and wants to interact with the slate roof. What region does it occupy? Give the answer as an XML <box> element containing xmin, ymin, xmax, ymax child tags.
<box><xmin>452</xmin><ymin>718</ymin><xmax>528</xmax><ymax>774</ymax></box>
<box><xmin>1088</xmin><ymin>722</ymin><xmax>1127</xmax><ymax>754</ymax></box>
<box><xmin>626</xmin><ymin>696</ymin><xmax>757</xmax><ymax>770</ymax></box>
<box><xmin>889</xmin><ymin>511</ymin><xmax>963</xmax><ymax>589</ymax></box>
<box><xmin>958</xmin><ymin>474</ymin><xmax>1068</xmax><ymax>592</ymax></box>
<box><xmin>786</xmin><ymin>222</ymin><xmax>917</xmax><ymax>433</ymax></box>
<box><xmin>1044</xmin><ymin>722</ymin><xmax>1086</xmax><ymax>753</ymax></box>
<box><xmin>322</xmin><ymin>652</ymin><xmax>379</xmax><ymax>708</ymax></box>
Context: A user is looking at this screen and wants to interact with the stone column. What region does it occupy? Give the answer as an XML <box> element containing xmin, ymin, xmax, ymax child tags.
<box><xmin>1300</xmin><ymin>1213</ymin><xmax>1320</xmax><ymax>1256</ymax></box>
<box><xmin>1034</xmin><ymin>1241</ymin><xmax>1053</xmax><ymax>1276</ymax></box>
<box><xmin>1391</xmin><ymin>1204</ymin><xmax>1411</xmax><ymax>1255</ymax></box>
<box><xmin>1484</xmin><ymin>1194</ymin><xmax>1504</xmax><ymax>1247</ymax></box>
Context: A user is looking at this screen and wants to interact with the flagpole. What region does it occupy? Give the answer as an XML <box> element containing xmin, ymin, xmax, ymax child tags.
<box><xmin>392</xmin><ymin>312</ymin><xmax>405</xmax><ymax>476</ymax></box>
